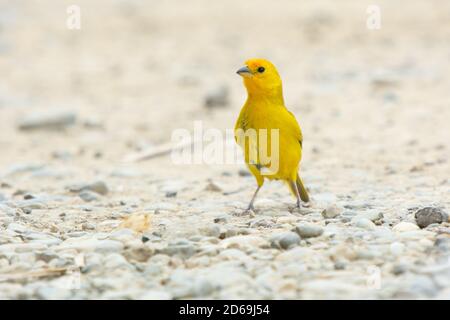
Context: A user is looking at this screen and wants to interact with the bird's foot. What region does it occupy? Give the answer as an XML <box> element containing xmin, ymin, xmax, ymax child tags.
<box><xmin>288</xmin><ymin>202</ymin><xmax>302</xmax><ymax>215</ymax></box>
<box><xmin>233</xmin><ymin>205</ymin><xmax>256</xmax><ymax>217</ymax></box>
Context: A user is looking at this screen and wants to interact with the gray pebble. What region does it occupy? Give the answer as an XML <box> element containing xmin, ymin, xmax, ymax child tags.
<box><xmin>69</xmin><ymin>181</ymin><xmax>109</xmax><ymax>196</ymax></box>
<box><xmin>415</xmin><ymin>207</ymin><xmax>448</xmax><ymax>228</ymax></box>
<box><xmin>79</xmin><ymin>191</ymin><xmax>100</xmax><ymax>202</ymax></box>
<box><xmin>199</xmin><ymin>225</ymin><xmax>221</xmax><ymax>238</ymax></box>
<box><xmin>294</xmin><ymin>223</ymin><xmax>324</xmax><ymax>238</ymax></box>
<box><xmin>352</xmin><ymin>217</ymin><xmax>376</xmax><ymax>230</ymax></box>
<box><xmin>321</xmin><ymin>205</ymin><xmax>342</xmax><ymax>219</ymax></box>
<box><xmin>159</xmin><ymin>240</ymin><xmax>198</xmax><ymax>259</ymax></box>
<box><xmin>18</xmin><ymin>111</ymin><xmax>76</xmax><ymax>131</ymax></box>
<box><xmin>204</xmin><ymin>85</ymin><xmax>229</xmax><ymax>109</ymax></box>
<box><xmin>270</xmin><ymin>232</ymin><xmax>300</xmax><ymax>250</ymax></box>
<box><xmin>361</xmin><ymin>210</ymin><xmax>384</xmax><ymax>222</ymax></box>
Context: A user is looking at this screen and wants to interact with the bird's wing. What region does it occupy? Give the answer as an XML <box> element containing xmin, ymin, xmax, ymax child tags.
<box><xmin>287</xmin><ymin>110</ymin><xmax>303</xmax><ymax>148</ymax></box>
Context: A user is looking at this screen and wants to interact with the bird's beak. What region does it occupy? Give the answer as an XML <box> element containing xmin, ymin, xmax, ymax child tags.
<box><xmin>236</xmin><ymin>66</ymin><xmax>253</xmax><ymax>77</ymax></box>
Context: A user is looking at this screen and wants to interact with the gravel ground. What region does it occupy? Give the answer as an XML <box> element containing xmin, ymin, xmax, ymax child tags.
<box><xmin>0</xmin><ymin>0</ymin><xmax>449</xmax><ymax>299</ymax></box>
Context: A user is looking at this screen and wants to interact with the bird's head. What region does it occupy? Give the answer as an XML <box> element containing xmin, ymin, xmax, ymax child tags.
<box><xmin>236</xmin><ymin>58</ymin><xmax>283</xmax><ymax>97</ymax></box>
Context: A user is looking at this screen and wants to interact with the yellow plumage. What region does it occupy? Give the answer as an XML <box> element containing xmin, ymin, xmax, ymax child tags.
<box><xmin>234</xmin><ymin>58</ymin><xmax>309</xmax><ymax>211</ymax></box>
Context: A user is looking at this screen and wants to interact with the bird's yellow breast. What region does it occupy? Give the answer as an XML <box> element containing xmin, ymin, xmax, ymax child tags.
<box><xmin>235</xmin><ymin>100</ymin><xmax>302</xmax><ymax>181</ymax></box>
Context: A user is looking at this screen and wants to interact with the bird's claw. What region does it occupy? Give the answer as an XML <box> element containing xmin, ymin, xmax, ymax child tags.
<box><xmin>233</xmin><ymin>207</ymin><xmax>256</xmax><ymax>217</ymax></box>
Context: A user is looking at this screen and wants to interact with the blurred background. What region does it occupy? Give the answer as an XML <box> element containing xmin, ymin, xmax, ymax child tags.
<box><xmin>0</xmin><ymin>0</ymin><xmax>449</xmax><ymax>198</ymax></box>
<box><xmin>0</xmin><ymin>0</ymin><xmax>449</xmax><ymax>300</ymax></box>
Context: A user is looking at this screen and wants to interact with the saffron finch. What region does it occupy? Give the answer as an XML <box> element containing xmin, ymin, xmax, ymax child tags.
<box><xmin>234</xmin><ymin>58</ymin><xmax>309</xmax><ymax>211</ymax></box>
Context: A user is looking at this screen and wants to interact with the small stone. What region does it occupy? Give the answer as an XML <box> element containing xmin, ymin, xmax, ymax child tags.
<box><xmin>393</xmin><ymin>221</ymin><xmax>420</xmax><ymax>232</ymax></box>
<box><xmin>361</xmin><ymin>210</ymin><xmax>384</xmax><ymax>222</ymax></box>
<box><xmin>392</xmin><ymin>263</ymin><xmax>408</xmax><ymax>275</ymax></box>
<box><xmin>334</xmin><ymin>261</ymin><xmax>346</xmax><ymax>270</ymax></box>
<box><xmin>69</xmin><ymin>181</ymin><xmax>109</xmax><ymax>196</ymax></box>
<box><xmin>270</xmin><ymin>232</ymin><xmax>300</xmax><ymax>250</ymax></box>
<box><xmin>199</xmin><ymin>225</ymin><xmax>221</xmax><ymax>238</ymax></box>
<box><xmin>23</xmin><ymin>194</ymin><xmax>35</xmax><ymax>200</ymax></box>
<box><xmin>213</xmin><ymin>214</ymin><xmax>230</xmax><ymax>224</ymax></box>
<box><xmin>352</xmin><ymin>217</ymin><xmax>376</xmax><ymax>230</ymax></box>
<box><xmin>415</xmin><ymin>207</ymin><xmax>448</xmax><ymax>228</ymax></box>
<box><xmin>434</xmin><ymin>237</ymin><xmax>450</xmax><ymax>252</ymax></box>
<box><xmin>16</xmin><ymin>199</ymin><xmax>46</xmax><ymax>210</ymax></box>
<box><xmin>204</xmin><ymin>85</ymin><xmax>229</xmax><ymax>108</ymax></box>
<box><xmin>390</xmin><ymin>242</ymin><xmax>405</xmax><ymax>256</ymax></box>
<box><xmin>123</xmin><ymin>245</ymin><xmax>153</xmax><ymax>262</ymax></box>
<box><xmin>159</xmin><ymin>241</ymin><xmax>198</xmax><ymax>259</ymax></box>
<box><xmin>165</xmin><ymin>191</ymin><xmax>177</xmax><ymax>198</ymax></box>
<box><xmin>35</xmin><ymin>251</ymin><xmax>59</xmax><ymax>263</ymax></box>
<box><xmin>294</xmin><ymin>223</ymin><xmax>323</xmax><ymax>238</ymax></box>
<box><xmin>79</xmin><ymin>191</ymin><xmax>100</xmax><ymax>202</ymax></box>
<box><xmin>0</xmin><ymin>182</ymin><xmax>12</xmax><ymax>188</ymax></box>
<box><xmin>204</xmin><ymin>181</ymin><xmax>222</xmax><ymax>192</ymax></box>
<box><xmin>238</xmin><ymin>169</ymin><xmax>251</xmax><ymax>177</ymax></box>
<box><xmin>249</xmin><ymin>217</ymin><xmax>275</xmax><ymax>228</ymax></box>
<box><xmin>18</xmin><ymin>111</ymin><xmax>76</xmax><ymax>131</ymax></box>
<box><xmin>104</xmin><ymin>253</ymin><xmax>131</xmax><ymax>269</ymax></box>
<box><xmin>83</xmin><ymin>181</ymin><xmax>109</xmax><ymax>195</ymax></box>
<box><xmin>321</xmin><ymin>205</ymin><xmax>342</xmax><ymax>219</ymax></box>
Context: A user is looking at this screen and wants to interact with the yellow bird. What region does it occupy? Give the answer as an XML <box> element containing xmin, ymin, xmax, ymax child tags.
<box><xmin>234</xmin><ymin>58</ymin><xmax>309</xmax><ymax>211</ymax></box>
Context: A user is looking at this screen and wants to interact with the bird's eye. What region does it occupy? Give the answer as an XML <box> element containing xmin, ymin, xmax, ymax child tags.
<box><xmin>257</xmin><ymin>67</ymin><xmax>265</xmax><ymax>73</ymax></box>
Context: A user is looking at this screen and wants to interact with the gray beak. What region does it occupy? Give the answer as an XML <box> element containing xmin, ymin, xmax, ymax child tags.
<box><xmin>236</xmin><ymin>66</ymin><xmax>252</xmax><ymax>77</ymax></box>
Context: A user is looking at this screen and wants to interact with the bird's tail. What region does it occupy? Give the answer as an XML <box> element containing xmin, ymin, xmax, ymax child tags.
<box><xmin>288</xmin><ymin>174</ymin><xmax>310</xmax><ymax>202</ymax></box>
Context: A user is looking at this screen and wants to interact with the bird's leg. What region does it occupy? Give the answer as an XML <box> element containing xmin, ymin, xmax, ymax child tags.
<box><xmin>246</xmin><ymin>185</ymin><xmax>262</xmax><ymax>211</ymax></box>
<box><xmin>289</xmin><ymin>180</ymin><xmax>302</xmax><ymax>209</ymax></box>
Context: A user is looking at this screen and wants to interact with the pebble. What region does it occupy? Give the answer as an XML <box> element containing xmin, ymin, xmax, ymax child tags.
<box><xmin>339</xmin><ymin>211</ymin><xmax>357</xmax><ymax>223</ymax></box>
<box><xmin>123</xmin><ymin>245</ymin><xmax>153</xmax><ymax>262</ymax></box>
<box><xmin>79</xmin><ymin>190</ymin><xmax>100</xmax><ymax>202</ymax></box>
<box><xmin>435</xmin><ymin>237</ymin><xmax>450</xmax><ymax>252</ymax></box>
<box><xmin>158</xmin><ymin>240</ymin><xmax>198</xmax><ymax>259</ymax></box>
<box><xmin>392</xmin><ymin>222</ymin><xmax>420</xmax><ymax>232</ymax></box>
<box><xmin>390</xmin><ymin>242</ymin><xmax>405</xmax><ymax>256</ymax></box>
<box><xmin>361</xmin><ymin>210</ymin><xmax>384</xmax><ymax>222</ymax></box>
<box><xmin>415</xmin><ymin>207</ymin><xmax>448</xmax><ymax>228</ymax></box>
<box><xmin>18</xmin><ymin>111</ymin><xmax>76</xmax><ymax>131</ymax></box>
<box><xmin>321</xmin><ymin>205</ymin><xmax>342</xmax><ymax>219</ymax></box>
<box><xmin>294</xmin><ymin>223</ymin><xmax>324</xmax><ymax>238</ymax></box>
<box><xmin>270</xmin><ymin>232</ymin><xmax>300</xmax><ymax>250</ymax></box>
<box><xmin>334</xmin><ymin>261</ymin><xmax>346</xmax><ymax>270</ymax></box>
<box><xmin>249</xmin><ymin>217</ymin><xmax>275</xmax><ymax>228</ymax></box>
<box><xmin>238</xmin><ymin>169</ymin><xmax>251</xmax><ymax>177</ymax></box>
<box><xmin>199</xmin><ymin>225</ymin><xmax>221</xmax><ymax>238</ymax></box>
<box><xmin>352</xmin><ymin>217</ymin><xmax>376</xmax><ymax>230</ymax></box>
<box><xmin>204</xmin><ymin>85</ymin><xmax>229</xmax><ymax>108</ymax></box>
<box><xmin>104</xmin><ymin>253</ymin><xmax>132</xmax><ymax>270</ymax></box>
<box><xmin>168</xmin><ymin>271</ymin><xmax>217</xmax><ymax>298</ymax></box>
<box><xmin>74</xmin><ymin>181</ymin><xmax>109</xmax><ymax>196</ymax></box>
<box><xmin>15</xmin><ymin>199</ymin><xmax>47</xmax><ymax>210</ymax></box>
<box><xmin>392</xmin><ymin>263</ymin><xmax>408</xmax><ymax>275</ymax></box>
